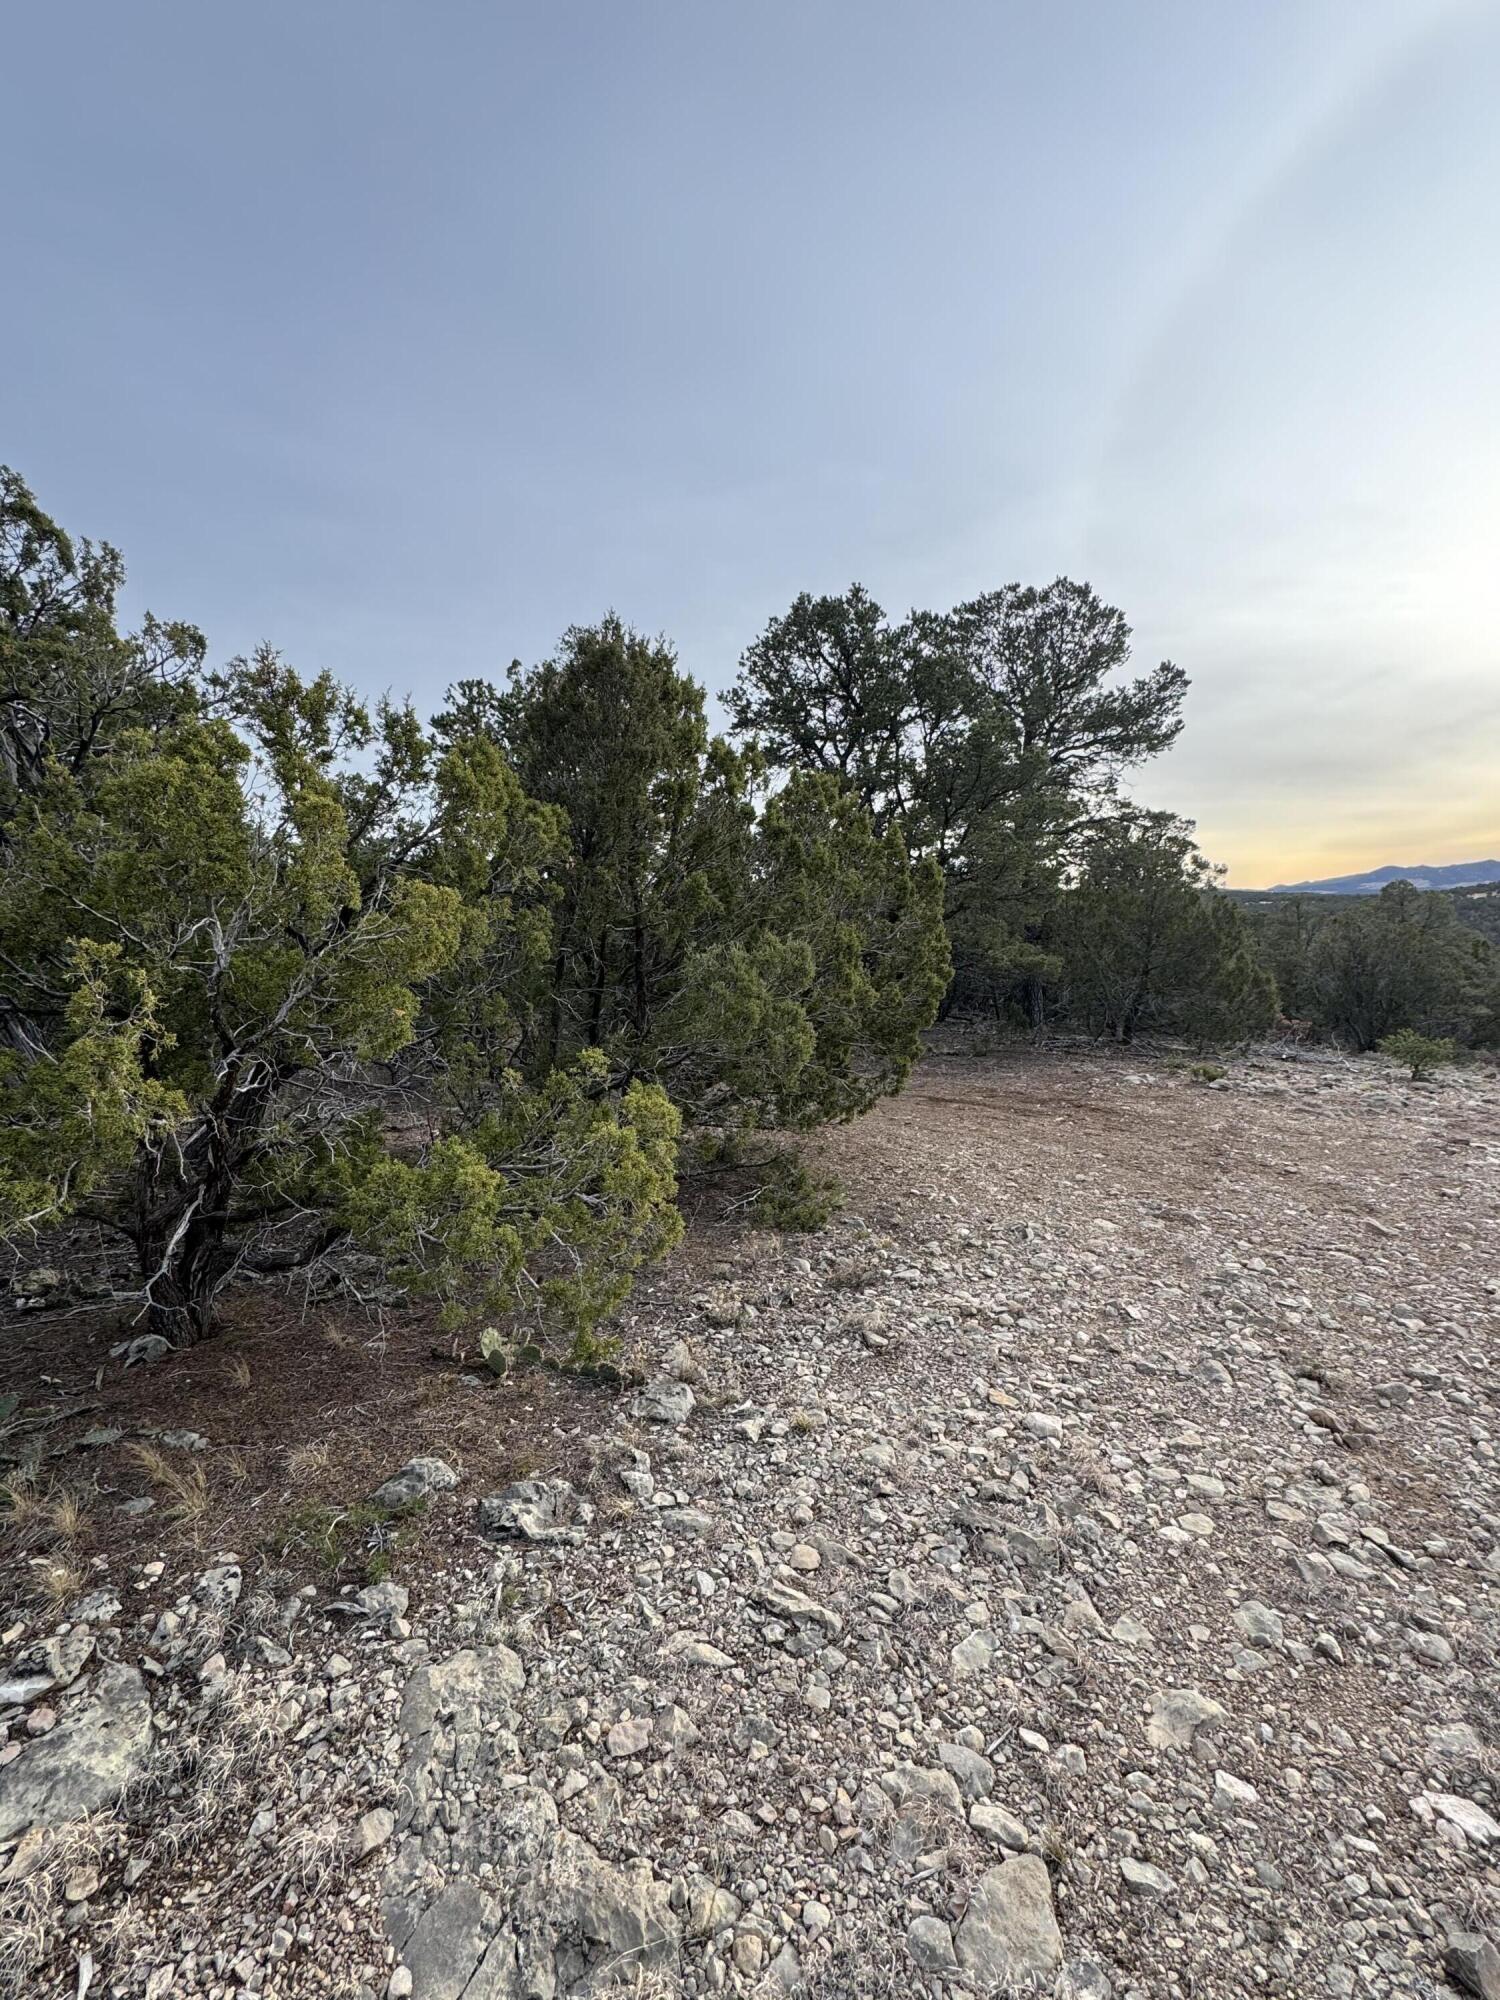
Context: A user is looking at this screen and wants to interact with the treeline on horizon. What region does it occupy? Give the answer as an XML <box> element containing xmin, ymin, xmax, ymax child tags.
<box><xmin>0</xmin><ymin>467</ymin><xmax>1493</xmax><ymax>1353</ymax></box>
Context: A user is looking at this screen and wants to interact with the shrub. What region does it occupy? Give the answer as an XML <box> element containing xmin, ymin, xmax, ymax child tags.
<box><xmin>744</xmin><ymin>1148</ymin><xmax>842</xmax><ymax>1232</ymax></box>
<box><xmin>1377</xmin><ymin>1029</ymin><xmax>1457</xmax><ymax>1080</ymax></box>
<box><xmin>1249</xmin><ymin>884</ymin><xmax>1500</xmax><ymax>1054</ymax></box>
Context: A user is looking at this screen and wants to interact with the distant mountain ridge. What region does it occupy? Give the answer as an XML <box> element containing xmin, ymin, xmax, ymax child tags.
<box><xmin>1267</xmin><ymin>860</ymin><xmax>1500</xmax><ymax>896</ymax></box>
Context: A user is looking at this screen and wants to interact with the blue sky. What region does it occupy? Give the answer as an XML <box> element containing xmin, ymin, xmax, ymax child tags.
<box><xmin>6</xmin><ymin>1</ymin><xmax>1497</xmax><ymax>884</ymax></box>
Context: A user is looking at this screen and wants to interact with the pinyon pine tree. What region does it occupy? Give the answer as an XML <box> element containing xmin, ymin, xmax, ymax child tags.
<box><xmin>729</xmin><ymin>577</ymin><xmax>1188</xmax><ymax>1023</ymax></box>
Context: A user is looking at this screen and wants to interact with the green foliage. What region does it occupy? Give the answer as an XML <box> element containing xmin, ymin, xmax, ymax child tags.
<box><xmin>745</xmin><ymin>1150</ymin><xmax>842</xmax><ymax>1232</ymax></box>
<box><xmin>0</xmin><ymin>477</ymin><xmax>682</xmax><ymax>1349</ymax></box>
<box><xmin>476</xmin><ymin>1325</ymin><xmax>545</xmax><ymax>1377</ymax></box>
<box><xmin>1189</xmin><ymin>1062</ymin><xmax>1227</xmax><ymax>1083</ymax></box>
<box><xmin>729</xmin><ymin>577</ymin><xmax>1188</xmax><ymax>1024</ymax></box>
<box><xmin>0</xmin><ymin>475</ymin><xmax>946</xmax><ymax>1357</ymax></box>
<box><xmin>754</xmin><ymin>772</ymin><xmax>950</xmax><ymax>1123</ymax></box>
<box><xmin>338</xmin><ymin>1054</ymin><xmax>682</xmax><ymax>1358</ymax></box>
<box><xmin>1255</xmin><ymin>882</ymin><xmax>1498</xmax><ymax>1051</ymax></box>
<box><xmin>453</xmin><ymin>617</ymin><xmax>950</xmax><ymax>1133</ymax></box>
<box><xmin>1056</xmin><ymin>814</ymin><xmax>1275</xmax><ymax>1046</ymax></box>
<box><xmin>0</xmin><ymin>943</ymin><xmax>188</xmax><ymax>1232</ymax></box>
<box><xmin>1377</xmin><ymin>1029</ymin><xmax>1457</xmax><ymax>1080</ymax></box>
<box><xmin>0</xmin><ymin>466</ymin><xmax>204</xmax><ymax>828</ymax></box>
<box><xmin>685</xmin><ymin>1129</ymin><xmax>842</xmax><ymax>1231</ymax></box>
<box><xmin>266</xmin><ymin>1495</ymin><xmax>424</xmax><ymax>1581</ymax></box>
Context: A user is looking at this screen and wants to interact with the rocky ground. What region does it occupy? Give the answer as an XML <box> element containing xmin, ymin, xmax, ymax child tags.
<box><xmin>2</xmin><ymin>1039</ymin><xmax>1498</xmax><ymax>2000</ymax></box>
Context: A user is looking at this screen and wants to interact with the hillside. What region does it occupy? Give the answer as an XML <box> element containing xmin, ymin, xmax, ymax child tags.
<box><xmin>1267</xmin><ymin>861</ymin><xmax>1500</xmax><ymax>896</ymax></box>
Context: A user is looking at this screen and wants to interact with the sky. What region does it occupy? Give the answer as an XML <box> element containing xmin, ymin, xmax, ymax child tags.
<box><xmin>5</xmin><ymin>1</ymin><xmax>1498</xmax><ymax>888</ymax></box>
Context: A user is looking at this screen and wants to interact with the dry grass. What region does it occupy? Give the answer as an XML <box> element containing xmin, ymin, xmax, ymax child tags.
<box><xmin>786</xmin><ymin>1932</ymin><xmax>908</xmax><ymax>2000</ymax></box>
<box><xmin>0</xmin><ymin>1670</ymin><xmax>289</xmax><ymax>1986</ymax></box>
<box><xmin>120</xmin><ymin>1671</ymin><xmax>284</xmax><ymax>1861</ymax></box>
<box><xmin>48</xmin><ymin>1486</ymin><xmax>90</xmax><ymax>1540</ymax></box>
<box><xmin>0</xmin><ymin>1470</ymin><xmax>48</xmax><ymax>1536</ymax></box>
<box><xmin>2</xmin><ymin>1470</ymin><xmax>93</xmax><ymax>1547</ymax></box>
<box><xmin>0</xmin><ymin>1818</ymin><xmax>127</xmax><ymax>1989</ymax></box>
<box><xmin>286</xmin><ymin>1440</ymin><xmax>330</xmax><ymax>1482</ymax></box>
<box><xmin>281</xmin><ymin>1814</ymin><xmax>348</xmax><ymax>1890</ymax></box>
<box><xmin>4</xmin><ymin>1469</ymin><xmax>93</xmax><ymax>1612</ymax></box>
<box><xmin>33</xmin><ymin>1553</ymin><xmax>86</xmax><ymax>1610</ymax></box>
<box><xmin>1063</xmin><ymin>1435</ymin><xmax>1123</xmax><ymax>1500</ymax></box>
<box><xmin>127</xmin><ymin>1443</ymin><xmax>211</xmax><ymax>1526</ymax></box>
<box><xmin>225</xmin><ymin>1352</ymin><xmax>253</xmax><ymax>1391</ymax></box>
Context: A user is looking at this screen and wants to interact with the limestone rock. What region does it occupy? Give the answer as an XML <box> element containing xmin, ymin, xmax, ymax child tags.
<box><xmin>754</xmin><ymin>1578</ymin><xmax>841</xmax><ymax>1637</ymax></box>
<box><xmin>476</xmin><ymin>1478</ymin><xmax>594</xmax><ymax>1544</ymax></box>
<box><xmin>907</xmin><ymin>1914</ymin><xmax>957</xmax><ymax>1972</ymax></box>
<box><xmin>1446</xmin><ymin>1932</ymin><xmax>1500</xmax><ymax>1999</ymax></box>
<box><xmin>370</xmin><ymin>1456</ymin><xmax>459</xmax><ymax>1511</ymax></box>
<box><xmin>954</xmin><ymin>1855</ymin><xmax>1063</xmax><ymax>1989</ymax></box>
<box><xmin>1145</xmin><ymin>1687</ymin><xmax>1227</xmax><ymax>1751</ymax></box>
<box><xmin>0</xmin><ymin>1664</ymin><xmax>152</xmax><ymax>1841</ymax></box>
<box><xmin>631</xmin><ymin>1378</ymin><xmax>695</xmax><ymax>1425</ymax></box>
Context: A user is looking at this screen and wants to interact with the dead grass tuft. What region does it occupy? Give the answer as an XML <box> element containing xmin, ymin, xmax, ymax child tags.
<box><xmin>34</xmin><ymin>1553</ymin><xmax>85</xmax><ymax>1610</ymax></box>
<box><xmin>286</xmin><ymin>1440</ymin><xmax>330</xmax><ymax>1482</ymax></box>
<box><xmin>0</xmin><ymin>1818</ymin><xmax>126</xmax><ymax>1988</ymax></box>
<box><xmin>1063</xmin><ymin>1435</ymin><xmax>1122</xmax><ymax>1499</ymax></box>
<box><xmin>127</xmin><ymin>1442</ymin><xmax>210</xmax><ymax>1526</ymax></box>
<box><xmin>3</xmin><ymin>1471</ymin><xmax>93</xmax><ymax>1549</ymax></box>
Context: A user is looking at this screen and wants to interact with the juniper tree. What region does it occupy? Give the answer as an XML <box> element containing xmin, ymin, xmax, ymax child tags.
<box><xmin>0</xmin><ymin>479</ymin><xmax>680</xmax><ymax>1347</ymax></box>
<box><xmin>1055</xmin><ymin>813</ymin><xmax>1274</xmax><ymax>1045</ymax></box>
<box><xmin>1305</xmin><ymin>881</ymin><xmax>1496</xmax><ymax>1052</ymax></box>
<box><xmin>446</xmin><ymin>616</ymin><xmax>950</xmax><ymax>1131</ymax></box>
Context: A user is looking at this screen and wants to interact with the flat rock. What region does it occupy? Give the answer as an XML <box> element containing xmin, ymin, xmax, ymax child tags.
<box><xmin>951</xmin><ymin>1629</ymin><xmax>999</xmax><ymax>1674</ymax></box>
<box><xmin>476</xmin><ymin>1478</ymin><xmax>594</xmax><ymax>1544</ymax></box>
<box><xmin>1414</xmin><ymin>1791</ymin><xmax>1500</xmax><ymax>1845</ymax></box>
<box><xmin>631</xmin><ymin>1378</ymin><xmax>695</xmax><ymax>1425</ymax></box>
<box><xmin>1146</xmin><ymin>1687</ymin><xmax>1227</xmax><ymax>1751</ymax></box>
<box><xmin>938</xmin><ymin>1740</ymin><xmax>994</xmax><ymax>1799</ymax></box>
<box><xmin>606</xmin><ymin>1715</ymin><xmax>652</xmax><ymax>1758</ymax></box>
<box><xmin>370</xmin><ymin>1456</ymin><xmax>459</xmax><ymax>1510</ymax></box>
<box><xmin>1119</xmin><ymin>1856</ymin><xmax>1175</xmax><ymax>1897</ymax></box>
<box><xmin>551</xmin><ymin>1831</ymin><xmax>678</xmax><ymax>1977</ymax></box>
<box><xmin>659</xmin><ymin>1631</ymin><xmax>734</xmax><ymax>1668</ymax></box>
<box><xmin>1233</xmin><ymin>1599</ymin><xmax>1285</xmax><ymax>1650</ymax></box>
<box><xmin>954</xmin><ymin>1854</ymin><xmax>1063</xmax><ymax>1989</ymax></box>
<box><xmin>970</xmin><ymin>1801</ymin><xmax>1029</xmax><ymax>1850</ymax></box>
<box><xmin>755</xmin><ymin>1579</ymin><xmax>842</xmax><ymax>1636</ymax></box>
<box><xmin>907</xmin><ymin>1914</ymin><xmax>958</xmax><ymax>1972</ymax></box>
<box><xmin>0</xmin><ymin>1664</ymin><xmax>153</xmax><ymax>1841</ymax></box>
<box><xmin>1445</xmin><ymin>1932</ymin><xmax>1500</xmax><ymax>1999</ymax></box>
